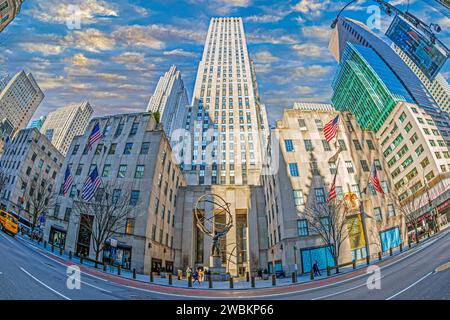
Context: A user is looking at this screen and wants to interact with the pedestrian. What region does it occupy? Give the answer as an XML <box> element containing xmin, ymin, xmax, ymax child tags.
<box><xmin>186</xmin><ymin>266</ymin><xmax>192</xmax><ymax>279</ymax></box>
<box><xmin>313</xmin><ymin>260</ymin><xmax>321</xmax><ymax>277</ymax></box>
<box><xmin>198</xmin><ymin>267</ymin><xmax>204</xmax><ymax>283</ymax></box>
<box><xmin>193</xmin><ymin>270</ymin><xmax>200</xmax><ymax>284</ymax></box>
<box><xmin>258</xmin><ymin>268</ymin><xmax>263</xmax><ymax>279</ymax></box>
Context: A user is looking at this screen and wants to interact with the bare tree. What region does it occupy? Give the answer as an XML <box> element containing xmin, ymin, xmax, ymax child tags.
<box><xmin>21</xmin><ymin>175</ymin><xmax>56</xmax><ymax>233</ymax></box>
<box><xmin>303</xmin><ymin>200</ymin><xmax>358</xmax><ymax>270</ymax></box>
<box><xmin>72</xmin><ymin>183</ymin><xmax>136</xmax><ymax>267</ymax></box>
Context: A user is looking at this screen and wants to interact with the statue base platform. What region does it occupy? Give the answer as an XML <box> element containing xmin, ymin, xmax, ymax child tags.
<box><xmin>208</xmin><ymin>255</ymin><xmax>229</xmax><ymax>281</ymax></box>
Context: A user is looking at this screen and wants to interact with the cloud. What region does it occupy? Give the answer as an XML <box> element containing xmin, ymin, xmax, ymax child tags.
<box><xmin>111</xmin><ymin>52</ymin><xmax>146</xmax><ymax>64</ymax></box>
<box><xmin>253</xmin><ymin>50</ymin><xmax>280</xmax><ymax>63</ymax></box>
<box><xmin>27</xmin><ymin>0</ymin><xmax>118</xmax><ymax>24</ymax></box>
<box><xmin>163</xmin><ymin>49</ymin><xmax>198</xmax><ymax>58</ymax></box>
<box><xmin>292</xmin><ymin>0</ymin><xmax>329</xmax><ymax>16</ymax></box>
<box><xmin>64</xmin><ymin>53</ymin><xmax>99</xmax><ymax>67</ymax></box>
<box><xmin>292</xmin><ymin>44</ymin><xmax>324</xmax><ymax>57</ymax></box>
<box><xmin>64</xmin><ymin>28</ymin><xmax>116</xmax><ymax>52</ymax></box>
<box><xmin>247</xmin><ymin>29</ymin><xmax>297</xmax><ymax>44</ymax></box>
<box><xmin>96</xmin><ymin>73</ymin><xmax>127</xmax><ymax>82</ymax></box>
<box><xmin>300</xmin><ymin>25</ymin><xmax>332</xmax><ymax>42</ymax></box>
<box><xmin>21</xmin><ymin>43</ymin><xmax>64</xmax><ymax>55</ymax></box>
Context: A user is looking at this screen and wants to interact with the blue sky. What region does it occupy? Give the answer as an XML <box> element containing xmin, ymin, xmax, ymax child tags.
<box><xmin>0</xmin><ymin>0</ymin><xmax>449</xmax><ymax>125</ymax></box>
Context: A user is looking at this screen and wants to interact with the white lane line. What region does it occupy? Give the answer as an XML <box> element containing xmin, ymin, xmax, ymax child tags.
<box><xmin>20</xmin><ymin>267</ymin><xmax>71</xmax><ymax>300</ymax></box>
<box><xmin>385</xmin><ymin>272</ymin><xmax>433</xmax><ymax>300</ymax></box>
<box><xmin>79</xmin><ymin>279</ymin><xmax>113</xmax><ymax>293</ymax></box>
<box><xmin>0</xmin><ymin>232</ymin><xmax>16</xmax><ymax>245</ymax></box>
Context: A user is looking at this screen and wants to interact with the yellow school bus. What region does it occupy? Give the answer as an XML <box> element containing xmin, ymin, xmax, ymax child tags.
<box><xmin>0</xmin><ymin>210</ymin><xmax>18</xmax><ymax>237</ymax></box>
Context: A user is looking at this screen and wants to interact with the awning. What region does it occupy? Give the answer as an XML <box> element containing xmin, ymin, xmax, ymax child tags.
<box><xmin>50</xmin><ymin>225</ymin><xmax>67</xmax><ymax>233</ymax></box>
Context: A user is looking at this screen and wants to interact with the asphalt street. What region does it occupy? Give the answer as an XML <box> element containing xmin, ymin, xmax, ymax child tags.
<box><xmin>0</xmin><ymin>228</ymin><xmax>449</xmax><ymax>300</ymax></box>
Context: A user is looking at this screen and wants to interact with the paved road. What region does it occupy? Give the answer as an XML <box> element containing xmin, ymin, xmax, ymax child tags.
<box><xmin>0</xmin><ymin>229</ymin><xmax>449</xmax><ymax>300</ymax></box>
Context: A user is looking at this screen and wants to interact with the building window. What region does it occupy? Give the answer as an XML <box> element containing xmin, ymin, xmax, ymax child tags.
<box><xmin>293</xmin><ymin>190</ymin><xmax>304</xmax><ymax>207</ymax></box>
<box><xmin>320</xmin><ymin>217</ymin><xmax>331</xmax><ymax>231</ymax></box>
<box><xmin>338</xmin><ymin>139</ymin><xmax>347</xmax><ymax>150</ymax></box>
<box><xmin>297</xmin><ymin>219</ymin><xmax>308</xmax><ymax>236</ymax></box>
<box><xmin>289</xmin><ymin>163</ymin><xmax>299</xmax><ymax>177</ymax></box>
<box><xmin>129</xmin><ymin>123</ymin><xmax>139</xmax><ymax>136</ymax></box>
<box><xmin>353</xmin><ymin>140</ymin><xmax>362</xmax><ymax>150</ymax></box>
<box><xmin>117</xmin><ymin>165</ymin><xmax>127</xmax><ymax>178</ymax></box>
<box><xmin>351</xmin><ymin>184</ymin><xmax>361</xmax><ymax>198</ymax></box>
<box><xmin>381</xmin><ymin>181</ymin><xmax>389</xmax><ymax>193</ymax></box>
<box><xmin>374</xmin><ymin>159</ymin><xmax>382</xmax><ymax>171</ymax></box>
<box><xmin>284</xmin><ymin>139</ymin><xmax>294</xmax><ymax>152</ymax></box>
<box><xmin>123</xmin><ymin>143</ymin><xmax>133</xmax><ymax>155</ymax></box>
<box><xmin>335</xmin><ymin>186</ymin><xmax>344</xmax><ymax>200</ymax></box>
<box><xmin>72</xmin><ymin>145</ymin><xmax>80</xmax><ymax>155</ymax></box>
<box><xmin>134</xmin><ymin>165</ymin><xmax>145</xmax><ymax>178</ymax></box>
<box><xmin>366</xmin><ymin>140</ymin><xmax>375</xmax><ymax>150</ymax></box>
<box><xmin>76</xmin><ymin>164</ymin><xmax>83</xmax><ymax>176</ymax></box>
<box><xmin>360</xmin><ymin>160</ymin><xmax>370</xmax><ymax>172</ymax></box>
<box><xmin>374</xmin><ymin>207</ymin><xmax>382</xmax><ymax>221</ymax></box>
<box><xmin>102</xmin><ymin>164</ymin><xmax>111</xmax><ymax>177</ymax></box>
<box><xmin>345</xmin><ymin>161</ymin><xmax>354</xmax><ymax>174</ymax></box>
<box><xmin>108</xmin><ymin>143</ymin><xmax>117</xmax><ymax>155</ymax></box>
<box><xmin>140</xmin><ymin>142</ymin><xmax>150</xmax><ymax>155</ymax></box>
<box><xmin>322</xmin><ymin>140</ymin><xmax>331</xmax><ymax>151</ymax></box>
<box><xmin>130</xmin><ymin>190</ymin><xmax>139</xmax><ymax>206</ymax></box>
<box><xmin>387</xmin><ymin>204</ymin><xmax>395</xmax><ymax>218</ymax></box>
<box><xmin>315</xmin><ymin>188</ymin><xmax>325</xmax><ymax>203</ymax></box>
<box><xmin>112</xmin><ymin>189</ymin><xmax>121</xmax><ymax>204</ymax></box>
<box><xmin>304</xmin><ymin>139</ymin><xmax>313</xmax><ymax>151</ymax></box>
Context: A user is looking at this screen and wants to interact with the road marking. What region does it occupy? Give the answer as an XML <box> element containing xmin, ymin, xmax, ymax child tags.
<box><xmin>79</xmin><ymin>279</ymin><xmax>113</xmax><ymax>293</ymax></box>
<box><xmin>20</xmin><ymin>267</ymin><xmax>71</xmax><ymax>300</ymax></box>
<box><xmin>385</xmin><ymin>272</ymin><xmax>433</xmax><ymax>300</ymax></box>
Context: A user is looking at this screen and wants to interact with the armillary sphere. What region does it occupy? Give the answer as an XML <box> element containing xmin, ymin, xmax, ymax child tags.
<box><xmin>194</xmin><ymin>193</ymin><xmax>233</xmax><ymax>237</ymax></box>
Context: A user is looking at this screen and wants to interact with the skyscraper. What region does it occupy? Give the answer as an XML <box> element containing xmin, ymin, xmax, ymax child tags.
<box><xmin>331</xmin><ymin>43</ymin><xmax>414</xmax><ymax>132</ymax></box>
<box><xmin>179</xmin><ymin>17</ymin><xmax>268</xmax><ymax>186</ymax></box>
<box><xmin>146</xmin><ymin>65</ymin><xmax>189</xmax><ymax>144</ymax></box>
<box><xmin>0</xmin><ymin>70</ymin><xmax>44</xmax><ymax>148</ymax></box>
<box><xmin>391</xmin><ymin>44</ymin><xmax>450</xmax><ymax>114</ymax></box>
<box><xmin>40</xmin><ymin>101</ymin><xmax>93</xmax><ymax>156</ymax></box>
<box><xmin>173</xmin><ymin>18</ymin><xmax>269</xmax><ymax>277</ymax></box>
<box><xmin>0</xmin><ymin>0</ymin><xmax>23</xmax><ymax>33</ymax></box>
<box><xmin>27</xmin><ymin>116</ymin><xmax>46</xmax><ymax>130</ymax></box>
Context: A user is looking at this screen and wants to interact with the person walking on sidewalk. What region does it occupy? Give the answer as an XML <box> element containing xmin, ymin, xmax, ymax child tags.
<box><xmin>313</xmin><ymin>261</ymin><xmax>321</xmax><ymax>277</ymax></box>
<box><xmin>186</xmin><ymin>266</ymin><xmax>192</xmax><ymax>279</ymax></box>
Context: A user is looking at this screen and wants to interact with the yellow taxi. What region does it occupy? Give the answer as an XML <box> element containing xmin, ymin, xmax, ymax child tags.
<box><xmin>0</xmin><ymin>210</ymin><xmax>19</xmax><ymax>237</ymax></box>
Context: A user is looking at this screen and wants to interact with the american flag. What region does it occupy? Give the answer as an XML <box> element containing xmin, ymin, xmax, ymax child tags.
<box><xmin>63</xmin><ymin>167</ymin><xmax>73</xmax><ymax>196</ymax></box>
<box><xmin>370</xmin><ymin>163</ymin><xmax>384</xmax><ymax>194</ymax></box>
<box><xmin>327</xmin><ymin>171</ymin><xmax>338</xmax><ymax>203</ymax></box>
<box><xmin>88</xmin><ymin>122</ymin><xmax>101</xmax><ymax>151</ymax></box>
<box><xmin>82</xmin><ymin>167</ymin><xmax>102</xmax><ymax>201</ymax></box>
<box><xmin>324</xmin><ymin>115</ymin><xmax>339</xmax><ymax>142</ymax></box>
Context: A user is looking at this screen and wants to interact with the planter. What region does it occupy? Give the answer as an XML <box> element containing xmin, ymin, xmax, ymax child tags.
<box><xmin>160</xmin><ymin>272</ymin><xmax>167</xmax><ymax>278</ymax></box>
<box><xmin>262</xmin><ymin>274</ymin><xmax>269</xmax><ymax>280</ymax></box>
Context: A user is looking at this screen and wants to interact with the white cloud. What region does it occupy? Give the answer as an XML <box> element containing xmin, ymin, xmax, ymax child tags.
<box><xmin>96</xmin><ymin>73</ymin><xmax>127</xmax><ymax>82</ymax></box>
<box><xmin>21</xmin><ymin>43</ymin><xmax>64</xmax><ymax>55</ymax></box>
<box><xmin>163</xmin><ymin>49</ymin><xmax>198</xmax><ymax>58</ymax></box>
<box><xmin>253</xmin><ymin>50</ymin><xmax>280</xmax><ymax>63</ymax></box>
<box><xmin>28</xmin><ymin>0</ymin><xmax>118</xmax><ymax>24</ymax></box>
<box><xmin>64</xmin><ymin>53</ymin><xmax>99</xmax><ymax>67</ymax></box>
<box><xmin>292</xmin><ymin>44</ymin><xmax>324</xmax><ymax>57</ymax></box>
<box><xmin>111</xmin><ymin>52</ymin><xmax>146</xmax><ymax>64</ymax></box>
<box><xmin>64</xmin><ymin>28</ymin><xmax>116</xmax><ymax>52</ymax></box>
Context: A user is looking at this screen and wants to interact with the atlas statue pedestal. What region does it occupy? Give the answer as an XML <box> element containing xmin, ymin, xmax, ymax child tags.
<box><xmin>208</xmin><ymin>255</ymin><xmax>229</xmax><ymax>281</ymax></box>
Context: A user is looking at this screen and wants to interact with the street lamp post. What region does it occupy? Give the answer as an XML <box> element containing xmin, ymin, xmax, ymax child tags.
<box><xmin>293</xmin><ymin>245</ymin><xmax>297</xmax><ymax>275</ymax></box>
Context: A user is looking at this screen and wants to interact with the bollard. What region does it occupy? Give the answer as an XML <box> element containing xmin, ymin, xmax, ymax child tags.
<box><xmin>59</xmin><ymin>247</ymin><xmax>63</xmax><ymax>256</ymax></box>
<box><xmin>51</xmin><ymin>243</ymin><xmax>54</xmax><ymax>252</ymax></box>
<box><xmin>117</xmin><ymin>265</ymin><xmax>121</xmax><ymax>276</ymax></box>
<box><xmin>44</xmin><ymin>240</ymin><xmax>47</xmax><ymax>249</ymax></box>
<box><xmin>103</xmin><ymin>263</ymin><xmax>107</xmax><ymax>272</ymax></box>
<box><xmin>69</xmin><ymin>251</ymin><xmax>72</xmax><ymax>260</ymax></box>
<box><xmin>326</xmin><ymin>267</ymin><xmax>331</xmax><ymax>277</ymax></box>
<box><xmin>188</xmin><ymin>275</ymin><xmax>192</xmax><ymax>287</ymax></box>
<box><xmin>366</xmin><ymin>255</ymin><xmax>370</xmax><ymax>266</ymax></box>
<box><xmin>310</xmin><ymin>270</ymin><xmax>314</xmax><ymax>280</ymax></box>
<box><xmin>400</xmin><ymin>243</ymin><xmax>403</xmax><ymax>252</ymax></box>
<box><xmin>292</xmin><ymin>272</ymin><xmax>296</xmax><ymax>283</ymax></box>
<box><xmin>169</xmin><ymin>274</ymin><xmax>172</xmax><ymax>285</ymax></box>
<box><xmin>378</xmin><ymin>252</ymin><xmax>382</xmax><ymax>261</ymax></box>
<box><xmin>209</xmin><ymin>275</ymin><xmax>213</xmax><ymax>288</ymax></box>
<box><xmin>80</xmin><ymin>254</ymin><xmax>84</xmax><ymax>264</ymax></box>
<box><xmin>132</xmin><ymin>268</ymin><xmax>136</xmax><ymax>279</ymax></box>
<box><xmin>246</xmin><ymin>271</ymin><xmax>250</xmax><ymax>282</ymax></box>
<box><xmin>150</xmin><ymin>271</ymin><xmax>154</xmax><ymax>283</ymax></box>
<box><xmin>408</xmin><ymin>241</ymin><xmax>411</xmax><ymax>249</ymax></box>
<box><xmin>272</xmin><ymin>274</ymin><xmax>276</xmax><ymax>286</ymax></box>
<box><xmin>251</xmin><ymin>276</ymin><xmax>255</xmax><ymax>288</ymax></box>
<box><xmin>336</xmin><ymin>267</ymin><xmax>340</xmax><ymax>274</ymax></box>
<box><xmin>229</xmin><ymin>277</ymin><xmax>234</xmax><ymax>289</ymax></box>
<box><xmin>352</xmin><ymin>260</ymin><xmax>356</xmax><ymax>270</ymax></box>
<box><xmin>389</xmin><ymin>248</ymin><xmax>393</xmax><ymax>256</ymax></box>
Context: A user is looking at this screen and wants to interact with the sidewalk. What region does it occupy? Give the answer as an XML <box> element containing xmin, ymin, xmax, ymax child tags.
<box><xmin>17</xmin><ymin>228</ymin><xmax>447</xmax><ymax>291</ymax></box>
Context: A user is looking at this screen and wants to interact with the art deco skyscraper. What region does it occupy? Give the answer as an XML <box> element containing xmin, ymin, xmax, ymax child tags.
<box><xmin>180</xmin><ymin>17</ymin><xmax>268</xmax><ymax>186</ymax></box>
<box><xmin>146</xmin><ymin>65</ymin><xmax>189</xmax><ymax>145</ymax></box>
<box><xmin>0</xmin><ymin>70</ymin><xmax>44</xmax><ymax>148</ymax></box>
<box><xmin>40</xmin><ymin>101</ymin><xmax>93</xmax><ymax>156</ymax></box>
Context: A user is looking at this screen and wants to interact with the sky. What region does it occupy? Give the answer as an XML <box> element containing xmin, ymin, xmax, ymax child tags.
<box><xmin>0</xmin><ymin>0</ymin><xmax>449</xmax><ymax>125</ymax></box>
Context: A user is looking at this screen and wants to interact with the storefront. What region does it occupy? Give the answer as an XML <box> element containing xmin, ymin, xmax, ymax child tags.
<box><xmin>300</xmin><ymin>245</ymin><xmax>335</xmax><ymax>273</ymax></box>
<box><xmin>165</xmin><ymin>261</ymin><xmax>174</xmax><ymax>273</ymax></box>
<box><xmin>103</xmin><ymin>241</ymin><xmax>132</xmax><ymax>270</ymax></box>
<box><xmin>380</xmin><ymin>227</ymin><xmax>402</xmax><ymax>252</ymax></box>
<box><xmin>347</xmin><ymin>214</ymin><xmax>367</xmax><ymax>261</ymax></box>
<box><xmin>48</xmin><ymin>225</ymin><xmax>67</xmax><ymax>250</ymax></box>
<box><xmin>268</xmin><ymin>260</ymin><xmax>283</xmax><ymax>277</ymax></box>
<box><xmin>152</xmin><ymin>258</ymin><xmax>163</xmax><ymax>273</ymax></box>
